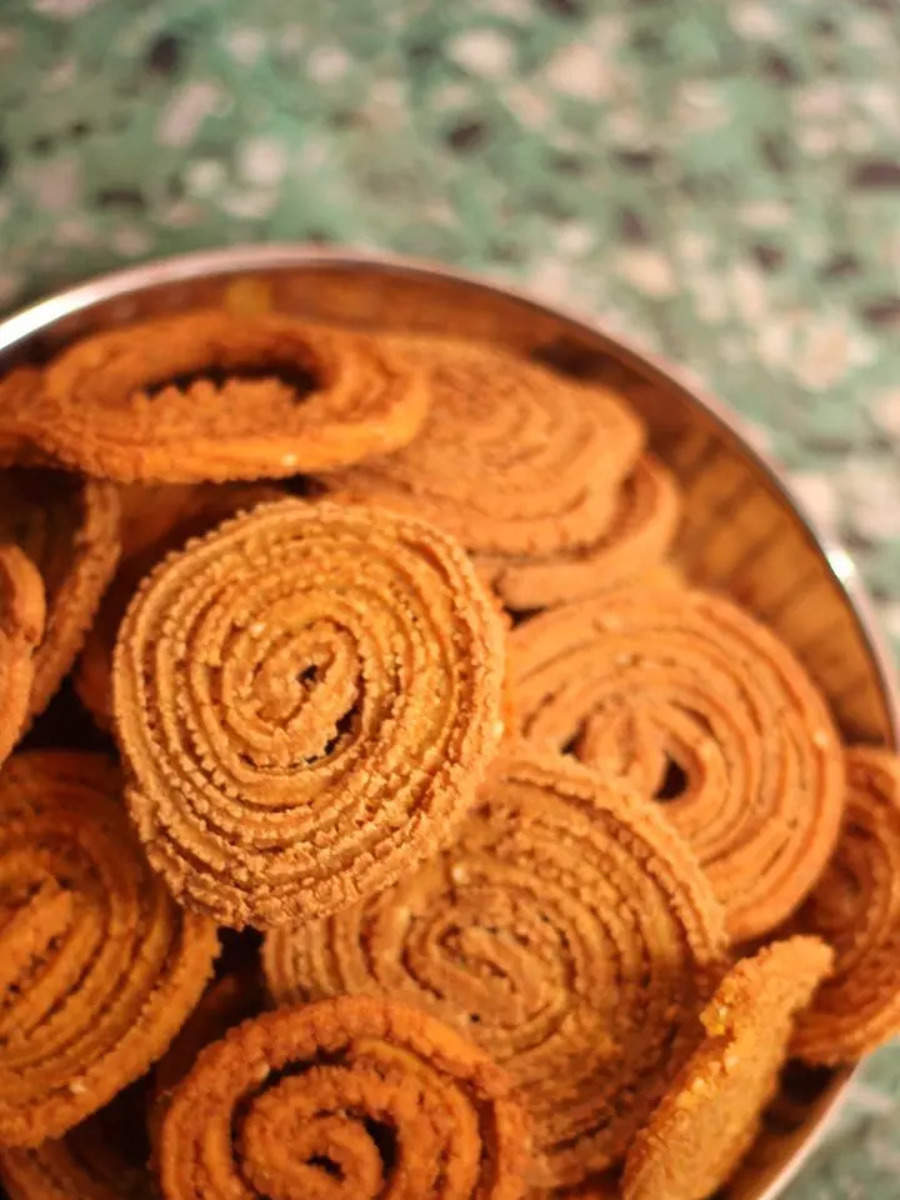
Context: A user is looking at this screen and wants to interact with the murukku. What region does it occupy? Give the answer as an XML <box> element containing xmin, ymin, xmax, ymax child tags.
<box><xmin>157</xmin><ymin>993</ymin><xmax>530</xmax><ymax>1200</ymax></box>
<box><xmin>790</xmin><ymin>746</ymin><xmax>900</xmax><ymax>1064</ymax></box>
<box><xmin>263</xmin><ymin>752</ymin><xmax>727</xmax><ymax>1187</ymax></box>
<box><xmin>0</xmin><ymin>1082</ymin><xmax>153</xmax><ymax>1200</ymax></box>
<box><xmin>476</xmin><ymin>454</ymin><xmax>681</xmax><ymax>610</ymax></box>
<box><xmin>4</xmin><ymin>310</ymin><xmax>430</xmax><ymax>482</ymax></box>
<box><xmin>75</xmin><ymin>482</ymin><xmax>285</xmax><ymax>731</ymax></box>
<box><xmin>622</xmin><ymin>937</ymin><xmax>834</xmax><ymax>1200</ymax></box>
<box><xmin>0</xmin><ymin>751</ymin><xmax>218</xmax><ymax>1146</ymax></box>
<box><xmin>321</xmin><ymin>340</ymin><xmax>643</xmax><ymax>559</ymax></box>
<box><xmin>113</xmin><ymin>498</ymin><xmax>507</xmax><ymax>927</ymax></box>
<box><xmin>511</xmin><ymin>586</ymin><xmax>845</xmax><ymax>942</ymax></box>
<box><xmin>0</xmin><ymin>369</ymin><xmax>51</xmax><ymax>469</ymax></box>
<box><xmin>0</xmin><ymin>468</ymin><xmax>120</xmax><ymax>722</ymax></box>
<box><xmin>149</xmin><ymin>969</ymin><xmax>266</xmax><ymax>1146</ymax></box>
<box><xmin>0</xmin><ymin>545</ymin><xmax>45</xmax><ymax>765</ymax></box>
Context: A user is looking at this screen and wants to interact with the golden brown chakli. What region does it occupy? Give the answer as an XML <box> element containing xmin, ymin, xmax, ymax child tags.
<box><xmin>157</xmin><ymin>994</ymin><xmax>531</xmax><ymax>1200</ymax></box>
<box><xmin>0</xmin><ymin>546</ymin><xmax>45</xmax><ymax>766</ymax></box>
<box><xmin>148</xmin><ymin>969</ymin><xmax>266</xmax><ymax>1148</ymax></box>
<box><xmin>0</xmin><ymin>369</ymin><xmax>51</xmax><ymax>469</ymax></box>
<box><xmin>264</xmin><ymin>752</ymin><xmax>727</xmax><ymax>1188</ymax></box>
<box><xmin>0</xmin><ymin>1099</ymin><xmax>154</xmax><ymax>1200</ymax></box>
<box><xmin>0</xmin><ymin>468</ymin><xmax>120</xmax><ymax>722</ymax></box>
<box><xmin>511</xmin><ymin>586</ymin><xmax>845</xmax><ymax>941</ymax></box>
<box><xmin>476</xmin><ymin>453</ymin><xmax>681</xmax><ymax>611</ymax></box>
<box><xmin>113</xmin><ymin>498</ymin><xmax>507</xmax><ymax>927</ymax></box>
<box><xmin>75</xmin><ymin>481</ymin><xmax>285</xmax><ymax>731</ymax></box>
<box><xmin>321</xmin><ymin>340</ymin><xmax>644</xmax><ymax>564</ymax></box>
<box><xmin>0</xmin><ymin>752</ymin><xmax>218</xmax><ymax>1146</ymax></box>
<box><xmin>622</xmin><ymin>937</ymin><xmax>834</xmax><ymax>1200</ymax></box>
<box><xmin>2</xmin><ymin>310</ymin><xmax>431</xmax><ymax>482</ymax></box>
<box><xmin>791</xmin><ymin>745</ymin><xmax>900</xmax><ymax>1064</ymax></box>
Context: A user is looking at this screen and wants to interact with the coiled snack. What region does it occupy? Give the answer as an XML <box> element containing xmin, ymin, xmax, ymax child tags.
<box><xmin>157</xmin><ymin>994</ymin><xmax>530</xmax><ymax>1200</ymax></box>
<box><xmin>321</xmin><ymin>340</ymin><xmax>643</xmax><ymax>560</ymax></box>
<box><xmin>476</xmin><ymin>454</ymin><xmax>681</xmax><ymax>610</ymax></box>
<box><xmin>264</xmin><ymin>753</ymin><xmax>727</xmax><ymax>1187</ymax></box>
<box><xmin>113</xmin><ymin>499</ymin><xmax>507</xmax><ymax>927</ymax></box>
<box><xmin>149</xmin><ymin>969</ymin><xmax>266</xmax><ymax>1147</ymax></box>
<box><xmin>75</xmin><ymin>482</ymin><xmax>285</xmax><ymax>731</ymax></box>
<box><xmin>791</xmin><ymin>746</ymin><xmax>900</xmax><ymax>1064</ymax></box>
<box><xmin>0</xmin><ymin>369</ymin><xmax>49</xmax><ymax>468</ymax></box>
<box><xmin>0</xmin><ymin>545</ymin><xmax>45</xmax><ymax>765</ymax></box>
<box><xmin>1</xmin><ymin>310</ymin><xmax>431</xmax><ymax>482</ymax></box>
<box><xmin>0</xmin><ymin>468</ymin><xmax>120</xmax><ymax>721</ymax></box>
<box><xmin>511</xmin><ymin>587</ymin><xmax>845</xmax><ymax>941</ymax></box>
<box><xmin>0</xmin><ymin>1085</ymin><xmax>153</xmax><ymax>1200</ymax></box>
<box><xmin>622</xmin><ymin>937</ymin><xmax>834</xmax><ymax>1200</ymax></box>
<box><xmin>0</xmin><ymin>751</ymin><xmax>218</xmax><ymax>1146</ymax></box>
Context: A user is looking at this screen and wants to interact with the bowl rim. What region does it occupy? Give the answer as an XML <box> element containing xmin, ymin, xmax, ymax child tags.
<box><xmin>2</xmin><ymin>243</ymin><xmax>898</xmax><ymax>1198</ymax></box>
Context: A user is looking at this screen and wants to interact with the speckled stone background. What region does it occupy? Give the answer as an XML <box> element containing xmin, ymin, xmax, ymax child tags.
<box><xmin>1</xmin><ymin>0</ymin><xmax>900</xmax><ymax>1194</ymax></box>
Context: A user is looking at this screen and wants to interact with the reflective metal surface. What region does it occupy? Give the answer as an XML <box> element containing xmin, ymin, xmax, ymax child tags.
<box><xmin>1</xmin><ymin>246</ymin><xmax>897</xmax><ymax>1199</ymax></box>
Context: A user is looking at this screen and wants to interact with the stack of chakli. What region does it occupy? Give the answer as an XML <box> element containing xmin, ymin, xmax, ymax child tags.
<box><xmin>0</xmin><ymin>304</ymin><xmax>896</xmax><ymax>1200</ymax></box>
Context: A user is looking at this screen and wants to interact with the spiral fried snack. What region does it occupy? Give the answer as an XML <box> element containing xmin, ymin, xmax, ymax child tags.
<box><xmin>113</xmin><ymin>499</ymin><xmax>507</xmax><ymax>927</ymax></box>
<box><xmin>149</xmin><ymin>969</ymin><xmax>266</xmax><ymax>1145</ymax></box>
<box><xmin>0</xmin><ymin>751</ymin><xmax>218</xmax><ymax>1146</ymax></box>
<box><xmin>622</xmin><ymin>937</ymin><xmax>834</xmax><ymax>1200</ymax></box>
<box><xmin>511</xmin><ymin>587</ymin><xmax>845</xmax><ymax>942</ymax></box>
<box><xmin>158</xmin><ymin>994</ymin><xmax>530</xmax><ymax>1200</ymax></box>
<box><xmin>0</xmin><ymin>1090</ymin><xmax>154</xmax><ymax>1200</ymax></box>
<box><xmin>3</xmin><ymin>310</ymin><xmax>430</xmax><ymax>482</ymax></box>
<box><xmin>0</xmin><ymin>369</ymin><xmax>50</xmax><ymax>468</ymax></box>
<box><xmin>75</xmin><ymin>482</ymin><xmax>285</xmax><ymax>731</ymax></box>
<box><xmin>477</xmin><ymin>455</ymin><xmax>681</xmax><ymax>611</ymax></box>
<box><xmin>0</xmin><ymin>468</ymin><xmax>120</xmax><ymax>721</ymax></box>
<box><xmin>321</xmin><ymin>340</ymin><xmax>643</xmax><ymax>559</ymax></box>
<box><xmin>790</xmin><ymin>746</ymin><xmax>900</xmax><ymax>1064</ymax></box>
<box><xmin>264</xmin><ymin>753</ymin><xmax>727</xmax><ymax>1187</ymax></box>
<box><xmin>0</xmin><ymin>546</ymin><xmax>45</xmax><ymax>765</ymax></box>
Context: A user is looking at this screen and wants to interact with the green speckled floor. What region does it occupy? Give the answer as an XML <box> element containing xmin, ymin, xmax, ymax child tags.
<box><xmin>1</xmin><ymin>1</ymin><xmax>899</xmax><ymax>1194</ymax></box>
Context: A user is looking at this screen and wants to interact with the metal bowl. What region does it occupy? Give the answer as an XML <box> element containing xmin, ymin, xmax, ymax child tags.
<box><xmin>1</xmin><ymin>246</ymin><xmax>897</xmax><ymax>1199</ymax></box>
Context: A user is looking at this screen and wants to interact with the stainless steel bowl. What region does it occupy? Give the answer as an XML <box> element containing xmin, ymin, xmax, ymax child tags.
<box><xmin>1</xmin><ymin>246</ymin><xmax>897</xmax><ymax>1199</ymax></box>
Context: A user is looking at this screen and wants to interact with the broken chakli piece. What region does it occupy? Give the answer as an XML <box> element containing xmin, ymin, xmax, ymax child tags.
<box><xmin>790</xmin><ymin>746</ymin><xmax>900</xmax><ymax>1065</ymax></box>
<box><xmin>0</xmin><ymin>751</ymin><xmax>218</xmax><ymax>1146</ymax></box>
<box><xmin>112</xmin><ymin>498</ymin><xmax>508</xmax><ymax>928</ymax></box>
<box><xmin>510</xmin><ymin>585</ymin><xmax>846</xmax><ymax>942</ymax></box>
<box><xmin>621</xmin><ymin>937</ymin><xmax>834</xmax><ymax>1200</ymax></box>
<box><xmin>74</xmin><ymin>481</ymin><xmax>286</xmax><ymax>731</ymax></box>
<box><xmin>319</xmin><ymin>340</ymin><xmax>653</xmax><ymax>606</ymax></box>
<box><xmin>263</xmin><ymin>752</ymin><xmax>728</xmax><ymax>1188</ymax></box>
<box><xmin>157</xmin><ymin>994</ymin><xmax>530</xmax><ymax>1200</ymax></box>
<box><xmin>1</xmin><ymin>310</ymin><xmax>431</xmax><ymax>483</ymax></box>
<box><xmin>0</xmin><ymin>546</ymin><xmax>45</xmax><ymax>767</ymax></box>
<box><xmin>0</xmin><ymin>468</ymin><xmax>120</xmax><ymax>724</ymax></box>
